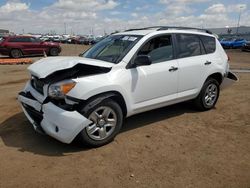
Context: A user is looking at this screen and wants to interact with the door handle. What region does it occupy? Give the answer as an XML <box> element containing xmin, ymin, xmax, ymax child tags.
<box><xmin>204</xmin><ymin>61</ymin><xmax>212</xmax><ymax>65</ymax></box>
<box><xmin>169</xmin><ymin>66</ymin><xmax>178</xmax><ymax>72</ymax></box>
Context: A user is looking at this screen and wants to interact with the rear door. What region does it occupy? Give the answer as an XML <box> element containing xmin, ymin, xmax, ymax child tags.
<box><xmin>175</xmin><ymin>33</ymin><xmax>210</xmax><ymax>98</ymax></box>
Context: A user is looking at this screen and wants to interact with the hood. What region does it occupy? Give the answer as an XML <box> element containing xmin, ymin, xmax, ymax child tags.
<box><xmin>28</xmin><ymin>56</ymin><xmax>114</xmax><ymax>78</ymax></box>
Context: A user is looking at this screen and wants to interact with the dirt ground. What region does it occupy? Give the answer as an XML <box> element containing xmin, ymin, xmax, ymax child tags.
<box><xmin>0</xmin><ymin>45</ymin><xmax>249</xmax><ymax>188</ymax></box>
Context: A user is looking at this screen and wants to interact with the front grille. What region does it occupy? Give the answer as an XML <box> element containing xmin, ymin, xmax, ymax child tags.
<box><xmin>31</xmin><ymin>77</ymin><xmax>44</xmax><ymax>95</ymax></box>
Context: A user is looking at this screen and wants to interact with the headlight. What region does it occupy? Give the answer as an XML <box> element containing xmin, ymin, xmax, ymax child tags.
<box><xmin>48</xmin><ymin>80</ymin><xmax>76</xmax><ymax>99</ymax></box>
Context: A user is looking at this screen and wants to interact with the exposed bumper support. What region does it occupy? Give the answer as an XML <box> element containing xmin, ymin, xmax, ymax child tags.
<box><xmin>18</xmin><ymin>93</ymin><xmax>92</xmax><ymax>144</ymax></box>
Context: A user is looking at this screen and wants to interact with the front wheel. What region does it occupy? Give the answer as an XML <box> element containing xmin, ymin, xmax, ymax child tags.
<box><xmin>78</xmin><ymin>99</ymin><xmax>123</xmax><ymax>147</ymax></box>
<box><xmin>194</xmin><ymin>78</ymin><xmax>220</xmax><ymax>111</ymax></box>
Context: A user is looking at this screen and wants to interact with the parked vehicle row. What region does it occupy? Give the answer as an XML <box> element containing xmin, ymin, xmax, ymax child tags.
<box><xmin>39</xmin><ymin>35</ymin><xmax>105</xmax><ymax>45</ymax></box>
<box><xmin>0</xmin><ymin>35</ymin><xmax>61</xmax><ymax>58</ymax></box>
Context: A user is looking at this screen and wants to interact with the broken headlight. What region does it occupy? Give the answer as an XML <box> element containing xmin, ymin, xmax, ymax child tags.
<box><xmin>48</xmin><ymin>80</ymin><xmax>76</xmax><ymax>99</ymax></box>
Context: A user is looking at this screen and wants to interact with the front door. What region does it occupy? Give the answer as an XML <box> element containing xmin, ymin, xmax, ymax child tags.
<box><xmin>129</xmin><ymin>34</ymin><xmax>179</xmax><ymax>111</ymax></box>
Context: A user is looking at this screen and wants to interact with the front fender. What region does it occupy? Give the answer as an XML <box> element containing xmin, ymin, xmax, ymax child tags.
<box><xmin>67</xmin><ymin>74</ymin><xmax>132</xmax><ymax>113</ymax></box>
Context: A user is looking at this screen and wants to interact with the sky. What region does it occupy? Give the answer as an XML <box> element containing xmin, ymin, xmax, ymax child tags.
<box><xmin>0</xmin><ymin>0</ymin><xmax>249</xmax><ymax>35</ymax></box>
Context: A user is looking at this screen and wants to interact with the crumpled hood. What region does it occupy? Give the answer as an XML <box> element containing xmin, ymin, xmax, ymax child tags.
<box><xmin>28</xmin><ymin>56</ymin><xmax>114</xmax><ymax>78</ymax></box>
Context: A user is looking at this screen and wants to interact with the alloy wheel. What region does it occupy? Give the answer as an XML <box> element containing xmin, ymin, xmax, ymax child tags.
<box><xmin>86</xmin><ymin>106</ymin><xmax>117</xmax><ymax>141</ymax></box>
<box><xmin>204</xmin><ymin>83</ymin><xmax>218</xmax><ymax>107</ymax></box>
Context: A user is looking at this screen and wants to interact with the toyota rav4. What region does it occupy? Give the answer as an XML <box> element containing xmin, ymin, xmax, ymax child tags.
<box><xmin>18</xmin><ymin>27</ymin><xmax>238</xmax><ymax>147</ymax></box>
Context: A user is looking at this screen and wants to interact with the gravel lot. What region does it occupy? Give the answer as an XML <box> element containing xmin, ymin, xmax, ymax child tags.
<box><xmin>0</xmin><ymin>45</ymin><xmax>249</xmax><ymax>188</ymax></box>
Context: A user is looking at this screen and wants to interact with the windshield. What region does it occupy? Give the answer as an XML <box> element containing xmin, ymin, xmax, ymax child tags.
<box><xmin>82</xmin><ymin>35</ymin><xmax>142</xmax><ymax>64</ymax></box>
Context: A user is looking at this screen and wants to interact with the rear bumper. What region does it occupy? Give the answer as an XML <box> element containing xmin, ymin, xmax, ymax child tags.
<box><xmin>18</xmin><ymin>90</ymin><xmax>91</xmax><ymax>144</ymax></box>
<box><xmin>221</xmin><ymin>71</ymin><xmax>239</xmax><ymax>90</ymax></box>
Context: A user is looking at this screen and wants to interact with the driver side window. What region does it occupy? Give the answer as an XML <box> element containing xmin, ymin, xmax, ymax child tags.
<box><xmin>138</xmin><ymin>35</ymin><xmax>173</xmax><ymax>64</ymax></box>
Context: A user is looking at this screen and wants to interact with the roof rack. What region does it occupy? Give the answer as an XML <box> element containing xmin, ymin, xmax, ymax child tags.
<box><xmin>125</xmin><ymin>26</ymin><xmax>213</xmax><ymax>34</ymax></box>
<box><xmin>157</xmin><ymin>26</ymin><xmax>213</xmax><ymax>34</ymax></box>
<box><xmin>124</xmin><ymin>26</ymin><xmax>161</xmax><ymax>32</ymax></box>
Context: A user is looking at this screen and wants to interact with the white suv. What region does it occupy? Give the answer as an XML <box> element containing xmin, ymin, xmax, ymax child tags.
<box><xmin>18</xmin><ymin>27</ymin><xmax>237</xmax><ymax>147</ymax></box>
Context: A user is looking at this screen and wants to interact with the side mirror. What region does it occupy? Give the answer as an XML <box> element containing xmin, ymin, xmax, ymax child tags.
<box><xmin>130</xmin><ymin>55</ymin><xmax>152</xmax><ymax>68</ymax></box>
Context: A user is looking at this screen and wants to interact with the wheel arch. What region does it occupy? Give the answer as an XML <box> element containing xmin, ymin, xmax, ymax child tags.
<box><xmin>206</xmin><ymin>72</ymin><xmax>223</xmax><ymax>85</ymax></box>
<box><xmin>81</xmin><ymin>91</ymin><xmax>128</xmax><ymax>117</ymax></box>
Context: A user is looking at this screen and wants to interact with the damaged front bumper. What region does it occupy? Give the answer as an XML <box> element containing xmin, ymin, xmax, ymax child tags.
<box><xmin>18</xmin><ymin>83</ymin><xmax>91</xmax><ymax>144</ymax></box>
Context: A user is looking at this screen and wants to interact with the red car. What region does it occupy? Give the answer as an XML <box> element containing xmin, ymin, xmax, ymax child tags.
<box><xmin>0</xmin><ymin>36</ymin><xmax>61</xmax><ymax>58</ymax></box>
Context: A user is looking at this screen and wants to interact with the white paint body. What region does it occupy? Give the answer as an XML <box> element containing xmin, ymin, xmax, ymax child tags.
<box><xmin>18</xmin><ymin>29</ymin><xmax>230</xmax><ymax>143</ymax></box>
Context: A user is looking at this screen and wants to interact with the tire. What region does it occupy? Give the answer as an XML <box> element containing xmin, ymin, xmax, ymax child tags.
<box><xmin>49</xmin><ymin>48</ymin><xmax>59</xmax><ymax>56</ymax></box>
<box><xmin>194</xmin><ymin>78</ymin><xmax>220</xmax><ymax>111</ymax></box>
<box><xmin>78</xmin><ymin>98</ymin><xmax>123</xmax><ymax>147</ymax></box>
<box><xmin>10</xmin><ymin>49</ymin><xmax>22</xmax><ymax>58</ymax></box>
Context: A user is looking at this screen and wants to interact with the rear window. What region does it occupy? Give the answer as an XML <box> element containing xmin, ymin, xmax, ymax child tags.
<box><xmin>9</xmin><ymin>37</ymin><xmax>31</xmax><ymax>42</ymax></box>
<box><xmin>200</xmin><ymin>35</ymin><xmax>216</xmax><ymax>54</ymax></box>
<box><xmin>176</xmin><ymin>34</ymin><xmax>204</xmax><ymax>58</ymax></box>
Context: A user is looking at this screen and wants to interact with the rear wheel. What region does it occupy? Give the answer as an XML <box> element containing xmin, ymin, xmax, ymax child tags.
<box><xmin>49</xmin><ymin>48</ymin><xmax>59</xmax><ymax>56</ymax></box>
<box><xmin>194</xmin><ymin>78</ymin><xmax>220</xmax><ymax>111</ymax></box>
<box><xmin>78</xmin><ymin>99</ymin><xmax>123</xmax><ymax>147</ymax></box>
<box><xmin>10</xmin><ymin>49</ymin><xmax>22</xmax><ymax>58</ymax></box>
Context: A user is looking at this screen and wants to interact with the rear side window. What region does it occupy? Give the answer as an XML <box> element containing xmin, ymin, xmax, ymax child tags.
<box><xmin>9</xmin><ymin>37</ymin><xmax>31</xmax><ymax>42</ymax></box>
<box><xmin>200</xmin><ymin>35</ymin><xmax>216</xmax><ymax>54</ymax></box>
<box><xmin>176</xmin><ymin>34</ymin><xmax>203</xmax><ymax>58</ymax></box>
<box><xmin>137</xmin><ymin>35</ymin><xmax>173</xmax><ymax>63</ymax></box>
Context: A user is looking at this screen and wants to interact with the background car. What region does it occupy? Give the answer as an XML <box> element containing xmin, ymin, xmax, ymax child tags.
<box><xmin>0</xmin><ymin>35</ymin><xmax>61</xmax><ymax>58</ymax></box>
<box><xmin>92</xmin><ymin>36</ymin><xmax>105</xmax><ymax>44</ymax></box>
<box><xmin>220</xmin><ymin>38</ymin><xmax>246</xmax><ymax>49</ymax></box>
<box><xmin>242</xmin><ymin>41</ymin><xmax>250</xmax><ymax>52</ymax></box>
